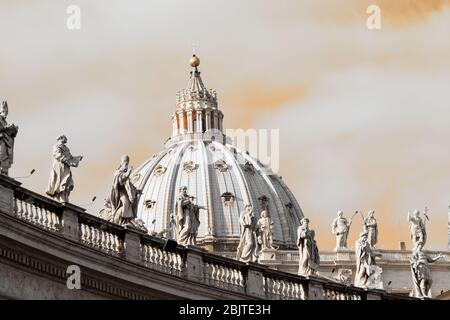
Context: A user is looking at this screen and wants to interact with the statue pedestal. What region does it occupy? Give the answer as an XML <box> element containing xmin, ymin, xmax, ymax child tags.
<box><xmin>258</xmin><ymin>248</ymin><xmax>278</xmax><ymax>261</ymax></box>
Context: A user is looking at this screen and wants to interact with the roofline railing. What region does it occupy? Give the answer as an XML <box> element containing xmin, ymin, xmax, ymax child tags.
<box><xmin>0</xmin><ymin>175</ymin><xmax>415</xmax><ymax>300</ymax></box>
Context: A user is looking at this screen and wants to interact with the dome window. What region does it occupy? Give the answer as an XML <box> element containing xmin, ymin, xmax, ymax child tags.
<box><xmin>183</xmin><ymin>161</ymin><xmax>198</xmax><ymax>173</ymax></box>
<box><xmin>153</xmin><ymin>164</ymin><xmax>167</xmax><ymax>176</ymax></box>
<box><xmin>243</xmin><ymin>161</ymin><xmax>255</xmax><ymax>174</ymax></box>
<box><xmin>258</xmin><ymin>195</ymin><xmax>269</xmax><ymax>211</ymax></box>
<box><xmin>214</xmin><ymin>160</ymin><xmax>228</xmax><ymax>172</ymax></box>
<box><xmin>221</xmin><ymin>192</ymin><xmax>235</xmax><ymax>205</ymax></box>
<box><xmin>144</xmin><ymin>200</ymin><xmax>156</xmax><ymax>209</ymax></box>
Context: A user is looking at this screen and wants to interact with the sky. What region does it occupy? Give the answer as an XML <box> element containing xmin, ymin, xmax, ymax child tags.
<box><xmin>0</xmin><ymin>0</ymin><xmax>449</xmax><ymax>251</ymax></box>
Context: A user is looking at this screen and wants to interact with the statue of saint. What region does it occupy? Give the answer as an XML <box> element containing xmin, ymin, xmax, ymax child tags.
<box><xmin>296</xmin><ymin>217</ymin><xmax>320</xmax><ymax>276</ymax></box>
<box><xmin>174</xmin><ymin>186</ymin><xmax>201</xmax><ymax>246</ymax></box>
<box><xmin>110</xmin><ymin>155</ymin><xmax>146</xmax><ymax>232</ymax></box>
<box><xmin>236</xmin><ymin>204</ymin><xmax>258</xmax><ymax>263</ymax></box>
<box><xmin>0</xmin><ymin>101</ymin><xmax>18</xmax><ymax>175</ymax></box>
<box><xmin>45</xmin><ymin>135</ymin><xmax>82</xmax><ymax>202</ymax></box>
<box><xmin>362</xmin><ymin>210</ymin><xmax>378</xmax><ymax>247</ymax></box>
<box><xmin>257</xmin><ymin>210</ymin><xmax>274</xmax><ymax>250</ymax></box>
<box><xmin>407</xmin><ymin>209</ymin><xmax>428</xmax><ymax>251</ymax></box>
<box><xmin>410</xmin><ymin>248</ymin><xmax>443</xmax><ymax>299</ymax></box>
<box><xmin>354</xmin><ymin>231</ymin><xmax>381</xmax><ymax>288</ymax></box>
<box><xmin>331</xmin><ymin>210</ymin><xmax>356</xmax><ymax>250</ymax></box>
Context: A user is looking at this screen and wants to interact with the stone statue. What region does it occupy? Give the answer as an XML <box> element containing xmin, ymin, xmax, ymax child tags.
<box><xmin>354</xmin><ymin>231</ymin><xmax>382</xmax><ymax>288</ymax></box>
<box><xmin>174</xmin><ymin>186</ymin><xmax>201</xmax><ymax>246</ymax></box>
<box><xmin>362</xmin><ymin>210</ymin><xmax>378</xmax><ymax>247</ymax></box>
<box><xmin>236</xmin><ymin>204</ymin><xmax>258</xmax><ymax>263</ymax></box>
<box><xmin>110</xmin><ymin>155</ymin><xmax>146</xmax><ymax>231</ymax></box>
<box><xmin>410</xmin><ymin>248</ymin><xmax>443</xmax><ymax>299</ymax></box>
<box><xmin>407</xmin><ymin>209</ymin><xmax>428</xmax><ymax>251</ymax></box>
<box><xmin>331</xmin><ymin>210</ymin><xmax>356</xmax><ymax>250</ymax></box>
<box><xmin>257</xmin><ymin>210</ymin><xmax>274</xmax><ymax>250</ymax></box>
<box><xmin>297</xmin><ymin>217</ymin><xmax>320</xmax><ymax>276</ymax></box>
<box><xmin>45</xmin><ymin>135</ymin><xmax>82</xmax><ymax>202</ymax></box>
<box><xmin>0</xmin><ymin>101</ymin><xmax>18</xmax><ymax>175</ymax></box>
<box><xmin>98</xmin><ymin>198</ymin><xmax>113</xmax><ymax>221</ymax></box>
<box><xmin>169</xmin><ymin>213</ymin><xmax>177</xmax><ymax>240</ymax></box>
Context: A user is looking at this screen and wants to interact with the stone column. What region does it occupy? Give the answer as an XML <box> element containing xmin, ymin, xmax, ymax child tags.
<box><xmin>205</xmin><ymin>111</ymin><xmax>211</xmax><ymax>131</ymax></box>
<box><xmin>187</xmin><ymin>111</ymin><xmax>193</xmax><ymax>134</ymax></box>
<box><xmin>246</xmin><ymin>263</ymin><xmax>267</xmax><ymax>298</ymax></box>
<box><xmin>124</xmin><ymin>225</ymin><xmax>146</xmax><ymax>264</ymax></box>
<box><xmin>218</xmin><ymin>113</ymin><xmax>223</xmax><ymax>132</ymax></box>
<box><xmin>179</xmin><ymin>112</ymin><xmax>185</xmax><ymax>135</ymax></box>
<box><xmin>306</xmin><ymin>277</ymin><xmax>326</xmax><ymax>300</ymax></box>
<box><xmin>0</xmin><ymin>175</ymin><xmax>21</xmax><ymax>216</ymax></box>
<box><xmin>172</xmin><ymin>115</ymin><xmax>178</xmax><ymax>136</ymax></box>
<box><xmin>61</xmin><ymin>203</ymin><xmax>82</xmax><ymax>242</ymax></box>
<box><xmin>213</xmin><ymin>111</ymin><xmax>218</xmax><ymax>130</ymax></box>
<box><xmin>196</xmin><ymin>110</ymin><xmax>203</xmax><ymax>133</ymax></box>
<box><xmin>184</xmin><ymin>246</ymin><xmax>206</xmax><ymax>283</ymax></box>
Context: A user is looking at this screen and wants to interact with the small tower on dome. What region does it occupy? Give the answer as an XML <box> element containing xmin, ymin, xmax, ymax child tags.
<box><xmin>171</xmin><ymin>54</ymin><xmax>223</xmax><ymax>137</ymax></box>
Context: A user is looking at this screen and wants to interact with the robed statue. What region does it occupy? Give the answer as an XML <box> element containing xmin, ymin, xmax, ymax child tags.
<box><xmin>297</xmin><ymin>217</ymin><xmax>320</xmax><ymax>276</ymax></box>
<box><xmin>331</xmin><ymin>210</ymin><xmax>356</xmax><ymax>250</ymax></box>
<box><xmin>236</xmin><ymin>204</ymin><xmax>258</xmax><ymax>263</ymax></box>
<box><xmin>408</xmin><ymin>209</ymin><xmax>428</xmax><ymax>251</ymax></box>
<box><xmin>174</xmin><ymin>186</ymin><xmax>201</xmax><ymax>246</ymax></box>
<box><xmin>110</xmin><ymin>155</ymin><xmax>143</xmax><ymax>228</ymax></box>
<box><xmin>410</xmin><ymin>248</ymin><xmax>443</xmax><ymax>299</ymax></box>
<box><xmin>354</xmin><ymin>231</ymin><xmax>381</xmax><ymax>288</ymax></box>
<box><xmin>362</xmin><ymin>210</ymin><xmax>378</xmax><ymax>247</ymax></box>
<box><xmin>45</xmin><ymin>135</ymin><xmax>82</xmax><ymax>202</ymax></box>
<box><xmin>0</xmin><ymin>101</ymin><xmax>18</xmax><ymax>175</ymax></box>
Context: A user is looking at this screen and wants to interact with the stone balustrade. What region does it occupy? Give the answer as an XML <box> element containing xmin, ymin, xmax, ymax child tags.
<box><xmin>0</xmin><ymin>175</ymin><xmax>414</xmax><ymax>300</ymax></box>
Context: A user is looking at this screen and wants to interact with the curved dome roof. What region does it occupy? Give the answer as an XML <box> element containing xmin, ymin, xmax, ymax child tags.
<box><xmin>133</xmin><ymin>56</ymin><xmax>304</xmax><ymax>250</ymax></box>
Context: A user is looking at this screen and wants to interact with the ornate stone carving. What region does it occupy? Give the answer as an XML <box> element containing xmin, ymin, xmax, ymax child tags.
<box><xmin>174</xmin><ymin>186</ymin><xmax>201</xmax><ymax>246</ymax></box>
<box><xmin>183</xmin><ymin>161</ymin><xmax>198</xmax><ymax>173</ymax></box>
<box><xmin>214</xmin><ymin>159</ymin><xmax>228</xmax><ymax>172</ymax></box>
<box><xmin>337</xmin><ymin>269</ymin><xmax>353</xmax><ymax>285</ymax></box>
<box><xmin>236</xmin><ymin>204</ymin><xmax>258</xmax><ymax>263</ymax></box>
<box><xmin>410</xmin><ymin>248</ymin><xmax>443</xmax><ymax>298</ymax></box>
<box><xmin>354</xmin><ymin>231</ymin><xmax>382</xmax><ymax>289</ymax></box>
<box><xmin>296</xmin><ymin>217</ymin><xmax>320</xmax><ymax>276</ymax></box>
<box><xmin>98</xmin><ymin>198</ymin><xmax>114</xmax><ymax>222</ymax></box>
<box><xmin>45</xmin><ymin>135</ymin><xmax>83</xmax><ymax>203</ymax></box>
<box><xmin>331</xmin><ymin>210</ymin><xmax>356</xmax><ymax>251</ymax></box>
<box><xmin>408</xmin><ymin>208</ymin><xmax>428</xmax><ymax>251</ymax></box>
<box><xmin>257</xmin><ymin>210</ymin><xmax>274</xmax><ymax>250</ymax></box>
<box><xmin>0</xmin><ymin>101</ymin><xmax>18</xmax><ymax>176</ymax></box>
<box><xmin>221</xmin><ymin>192</ymin><xmax>235</xmax><ymax>205</ymax></box>
<box><xmin>131</xmin><ymin>173</ymin><xmax>141</xmax><ymax>184</ymax></box>
<box><xmin>153</xmin><ymin>164</ymin><xmax>167</xmax><ymax>176</ymax></box>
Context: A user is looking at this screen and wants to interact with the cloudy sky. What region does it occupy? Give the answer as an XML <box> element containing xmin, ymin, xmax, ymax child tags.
<box><xmin>1</xmin><ymin>0</ymin><xmax>449</xmax><ymax>250</ymax></box>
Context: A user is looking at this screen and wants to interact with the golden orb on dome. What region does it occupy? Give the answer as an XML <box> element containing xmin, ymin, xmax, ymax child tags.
<box><xmin>189</xmin><ymin>55</ymin><xmax>200</xmax><ymax>67</ymax></box>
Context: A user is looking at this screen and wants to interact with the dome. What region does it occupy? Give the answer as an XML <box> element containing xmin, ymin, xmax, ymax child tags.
<box><xmin>132</xmin><ymin>56</ymin><xmax>304</xmax><ymax>251</ymax></box>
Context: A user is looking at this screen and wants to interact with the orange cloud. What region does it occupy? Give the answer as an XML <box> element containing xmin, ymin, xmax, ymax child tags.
<box><xmin>222</xmin><ymin>84</ymin><xmax>307</xmax><ymax>127</ymax></box>
<box><xmin>375</xmin><ymin>0</ymin><xmax>450</xmax><ymax>26</ymax></box>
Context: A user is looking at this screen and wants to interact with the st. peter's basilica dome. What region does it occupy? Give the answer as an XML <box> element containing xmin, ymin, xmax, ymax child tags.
<box><xmin>132</xmin><ymin>55</ymin><xmax>304</xmax><ymax>251</ymax></box>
